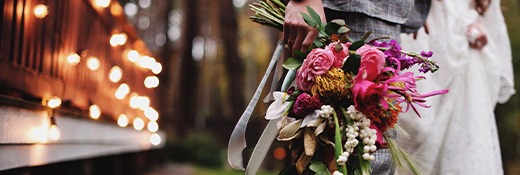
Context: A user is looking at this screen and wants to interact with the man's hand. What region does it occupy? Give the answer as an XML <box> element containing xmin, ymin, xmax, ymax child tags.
<box><xmin>467</xmin><ymin>22</ymin><xmax>487</xmax><ymax>50</ymax></box>
<box><xmin>284</xmin><ymin>0</ymin><xmax>326</xmax><ymax>53</ymax></box>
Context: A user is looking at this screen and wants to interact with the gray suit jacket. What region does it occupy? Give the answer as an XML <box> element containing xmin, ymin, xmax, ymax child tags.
<box><xmin>322</xmin><ymin>0</ymin><xmax>431</xmax><ymax>33</ymax></box>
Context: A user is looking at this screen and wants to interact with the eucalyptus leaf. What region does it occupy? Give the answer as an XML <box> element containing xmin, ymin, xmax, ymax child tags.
<box><xmin>283</xmin><ymin>57</ymin><xmax>303</xmax><ymax>70</ymax></box>
<box><xmin>301</xmin><ymin>12</ymin><xmax>317</xmax><ymax>28</ymax></box>
<box><xmin>330</xmin><ymin>19</ymin><xmax>346</xmax><ymax>26</ymax></box>
<box><xmin>309</xmin><ymin>160</ymin><xmax>332</xmax><ymax>175</ymax></box>
<box><xmin>308</xmin><ymin>45</ymin><xmax>317</xmax><ymax>52</ymax></box>
<box><xmin>314</xmin><ymin>39</ymin><xmax>324</xmax><ymax>48</ymax></box>
<box><xmin>325</xmin><ymin>23</ymin><xmax>341</xmax><ymax>36</ymax></box>
<box><xmin>293</xmin><ymin>49</ymin><xmax>308</xmax><ymax>59</ymax></box>
<box><xmin>349</xmin><ymin>40</ymin><xmax>365</xmax><ymax>50</ymax></box>
<box><xmin>306</xmin><ymin>5</ymin><xmax>322</xmax><ymax>27</ymax></box>
<box><xmin>342</xmin><ymin>54</ymin><xmax>361</xmax><ymax>75</ymax></box>
<box><xmin>338</xmin><ymin>26</ymin><xmax>350</xmax><ymax>34</ymax></box>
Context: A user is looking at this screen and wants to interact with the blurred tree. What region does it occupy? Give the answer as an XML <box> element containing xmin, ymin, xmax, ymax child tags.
<box><xmin>220</xmin><ymin>0</ymin><xmax>245</xmax><ymax>118</ymax></box>
<box><xmin>175</xmin><ymin>0</ymin><xmax>201</xmax><ymax>137</ymax></box>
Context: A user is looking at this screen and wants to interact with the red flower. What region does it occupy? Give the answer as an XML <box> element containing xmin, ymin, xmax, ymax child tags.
<box><xmin>351</xmin><ymin>80</ymin><xmax>386</xmax><ymax>114</ymax></box>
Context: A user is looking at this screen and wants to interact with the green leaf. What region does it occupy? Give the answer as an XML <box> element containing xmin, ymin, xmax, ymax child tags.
<box><xmin>306</xmin><ymin>5</ymin><xmax>322</xmax><ymax>27</ymax></box>
<box><xmin>361</xmin><ymin>31</ymin><xmax>372</xmax><ymax>41</ymax></box>
<box><xmin>278</xmin><ymin>165</ymin><xmax>297</xmax><ymax>175</ymax></box>
<box><xmin>342</xmin><ymin>54</ymin><xmax>361</xmax><ymax>74</ymax></box>
<box><xmin>331</xmin><ymin>19</ymin><xmax>346</xmax><ymax>26</ymax></box>
<box><xmin>283</xmin><ymin>57</ymin><xmax>303</xmax><ymax>70</ymax></box>
<box><xmin>309</xmin><ymin>160</ymin><xmax>332</xmax><ymax>175</ymax></box>
<box><xmin>324</xmin><ymin>23</ymin><xmax>341</xmax><ymax>36</ymax></box>
<box><xmin>314</xmin><ymin>39</ymin><xmax>324</xmax><ymax>48</ymax></box>
<box><xmin>349</xmin><ymin>40</ymin><xmax>365</xmax><ymax>50</ymax></box>
<box><xmin>301</xmin><ymin>12</ymin><xmax>317</xmax><ymax>28</ymax></box>
<box><xmin>308</xmin><ymin>45</ymin><xmax>317</xmax><ymax>52</ymax></box>
<box><xmin>338</xmin><ymin>26</ymin><xmax>350</xmax><ymax>34</ymax></box>
<box><xmin>293</xmin><ymin>49</ymin><xmax>308</xmax><ymax>59</ymax></box>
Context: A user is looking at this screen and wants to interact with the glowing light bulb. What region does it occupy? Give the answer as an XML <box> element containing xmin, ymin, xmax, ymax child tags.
<box><xmin>144</xmin><ymin>107</ymin><xmax>158</xmax><ymax>121</ymax></box>
<box><xmin>34</xmin><ymin>4</ymin><xmax>48</xmax><ymax>19</ymax></box>
<box><xmin>129</xmin><ymin>94</ymin><xmax>139</xmax><ymax>108</ymax></box>
<box><xmin>115</xmin><ymin>83</ymin><xmax>130</xmax><ymax>99</ymax></box>
<box><xmin>151</xmin><ymin>62</ymin><xmax>162</xmax><ymax>74</ymax></box>
<box><xmin>147</xmin><ymin>121</ymin><xmax>158</xmax><ymax>132</ymax></box>
<box><xmin>87</xmin><ymin>57</ymin><xmax>100</xmax><ymax>71</ymax></box>
<box><xmin>110</xmin><ymin>34</ymin><xmax>127</xmax><ymax>46</ymax></box>
<box><xmin>150</xmin><ymin>133</ymin><xmax>161</xmax><ymax>145</ymax></box>
<box><xmin>138</xmin><ymin>56</ymin><xmax>155</xmax><ymax>68</ymax></box>
<box><xmin>96</xmin><ymin>0</ymin><xmax>111</xmax><ymax>8</ymax></box>
<box><xmin>127</xmin><ymin>50</ymin><xmax>139</xmax><ymax>62</ymax></box>
<box><xmin>144</xmin><ymin>76</ymin><xmax>159</xmax><ymax>88</ymax></box>
<box><xmin>110</xmin><ymin>3</ymin><xmax>123</xmax><ymax>16</ymax></box>
<box><xmin>67</xmin><ymin>54</ymin><xmax>80</xmax><ymax>66</ymax></box>
<box><xmin>89</xmin><ymin>104</ymin><xmax>101</xmax><ymax>119</ymax></box>
<box><xmin>137</xmin><ymin>96</ymin><xmax>150</xmax><ymax>110</ymax></box>
<box><xmin>47</xmin><ymin>96</ymin><xmax>62</xmax><ymax>108</ymax></box>
<box><xmin>118</xmin><ymin>114</ymin><xmax>128</xmax><ymax>127</ymax></box>
<box><xmin>133</xmin><ymin>118</ymin><xmax>144</xmax><ymax>131</ymax></box>
<box><xmin>109</xmin><ymin>66</ymin><xmax>123</xmax><ymax>82</ymax></box>
<box><xmin>48</xmin><ymin>125</ymin><xmax>60</xmax><ymax>141</ymax></box>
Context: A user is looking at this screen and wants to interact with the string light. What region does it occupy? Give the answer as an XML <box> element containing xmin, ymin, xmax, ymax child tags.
<box><xmin>110</xmin><ymin>3</ymin><xmax>123</xmax><ymax>16</ymax></box>
<box><xmin>34</xmin><ymin>4</ymin><xmax>48</xmax><ymax>19</ymax></box>
<box><xmin>137</xmin><ymin>96</ymin><xmax>150</xmax><ymax>110</ymax></box>
<box><xmin>47</xmin><ymin>96</ymin><xmax>62</xmax><ymax>108</ymax></box>
<box><xmin>109</xmin><ymin>66</ymin><xmax>123</xmax><ymax>82</ymax></box>
<box><xmin>151</xmin><ymin>62</ymin><xmax>162</xmax><ymax>74</ymax></box>
<box><xmin>133</xmin><ymin>117</ymin><xmax>144</xmax><ymax>130</ymax></box>
<box><xmin>48</xmin><ymin>113</ymin><xmax>60</xmax><ymax>141</ymax></box>
<box><xmin>67</xmin><ymin>54</ymin><xmax>81</xmax><ymax>66</ymax></box>
<box><xmin>118</xmin><ymin>114</ymin><xmax>128</xmax><ymax>127</ymax></box>
<box><xmin>138</xmin><ymin>56</ymin><xmax>155</xmax><ymax>68</ymax></box>
<box><xmin>144</xmin><ymin>107</ymin><xmax>158</xmax><ymax>121</ymax></box>
<box><xmin>147</xmin><ymin>121</ymin><xmax>158</xmax><ymax>132</ymax></box>
<box><xmin>144</xmin><ymin>76</ymin><xmax>159</xmax><ymax>88</ymax></box>
<box><xmin>48</xmin><ymin>124</ymin><xmax>61</xmax><ymax>141</ymax></box>
<box><xmin>127</xmin><ymin>50</ymin><xmax>139</xmax><ymax>62</ymax></box>
<box><xmin>129</xmin><ymin>94</ymin><xmax>140</xmax><ymax>109</ymax></box>
<box><xmin>89</xmin><ymin>104</ymin><xmax>101</xmax><ymax>119</ymax></box>
<box><xmin>110</xmin><ymin>33</ymin><xmax>127</xmax><ymax>46</ymax></box>
<box><xmin>87</xmin><ymin>57</ymin><xmax>100</xmax><ymax>71</ymax></box>
<box><xmin>150</xmin><ymin>133</ymin><xmax>161</xmax><ymax>145</ymax></box>
<box><xmin>115</xmin><ymin>83</ymin><xmax>130</xmax><ymax>99</ymax></box>
<box><xmin>95</xmin><ymin>0</ymin><xmax>111</xmax><ymax>8</ymax></box>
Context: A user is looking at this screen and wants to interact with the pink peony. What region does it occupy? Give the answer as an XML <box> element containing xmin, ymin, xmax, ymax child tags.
<box><xmin>327</xmin><ymin>42</ymin><xmax>351</xmax><ymax>68</ymax></box>
<box><xmin>355</xmin><ymin>45</ymin><xmax>386</xmax><ymax>81</ymax></box>
<box><xmin>296</xmin><ymin>48</ymin><xmax>335</xmax><ymax>92</ymax></box>
<box><xmin>351</xmin><ymin>80</ymin><xmax>386</xmax><ymax>114</ymax></box>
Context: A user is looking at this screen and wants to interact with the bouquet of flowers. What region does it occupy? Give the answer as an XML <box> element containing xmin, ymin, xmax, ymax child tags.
<box><xmin>228</xmin><ymin>1</ymin><xmax>448</xmax><ymax>175</ymax></box>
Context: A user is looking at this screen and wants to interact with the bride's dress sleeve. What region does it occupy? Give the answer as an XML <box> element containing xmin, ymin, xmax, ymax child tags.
<box><xmin>479</xmin><ymin>0</ymin><xmax>516</xmax><ymax>103</ymax></box>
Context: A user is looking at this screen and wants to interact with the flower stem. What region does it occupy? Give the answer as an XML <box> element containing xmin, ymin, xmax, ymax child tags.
<box><xmin>332</xmin><ymin>109</ymin><xmax>348</xmax><ymax>174</ymax></box>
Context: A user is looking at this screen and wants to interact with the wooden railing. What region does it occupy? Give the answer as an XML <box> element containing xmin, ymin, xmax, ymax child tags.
<box><xmin>0</xmin><ymin>0</ymin><xmax>160</xmax><ymax>124</ymax></box>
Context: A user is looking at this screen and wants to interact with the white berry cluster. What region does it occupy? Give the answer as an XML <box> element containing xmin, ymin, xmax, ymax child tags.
<box><xmin>333</xmin><ymin>171</ymin><xmax>344</xmax><ymax>175</ymax></box>
<box><xmin>318</xmin><ymin>105</ymin><xmax>335</xmax><ymax>128</ymax></box>
<box><xmin>337</xmin><ymin>106</ymin><xmax>378</xmax><ymax>165</ymax></box>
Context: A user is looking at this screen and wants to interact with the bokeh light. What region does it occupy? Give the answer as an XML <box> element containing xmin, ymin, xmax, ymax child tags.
<box><xmin>118</xmin><ymin>114</ymin><xmax>128</xmax><ymax>127</ymax></box>
<box><xmin>133</xmin><ymin>117</ymin><xmax>144</xmax><ymax>131</ymax></box>
<box><xmin>89</xmin><ymin>104</ymin><xmax>101</xmax><ymax>119</ymax></box>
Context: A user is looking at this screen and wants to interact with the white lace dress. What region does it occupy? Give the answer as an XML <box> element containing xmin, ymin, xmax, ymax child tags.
<box><xmin>398</xmin><ymin>0</ymin><xmax>515</xmax><ymax>174</ymax></box>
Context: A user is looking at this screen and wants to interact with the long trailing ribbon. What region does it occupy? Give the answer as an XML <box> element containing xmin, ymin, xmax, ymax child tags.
<box><xmin>246</xmin><ymin>69</ymin><xmax>295</xmax><ymax>175</ymax></box>
<box><xmin>228</xmin><ymin>39</ymin><xmax>285</xmax><ymax>170</ymax></box>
